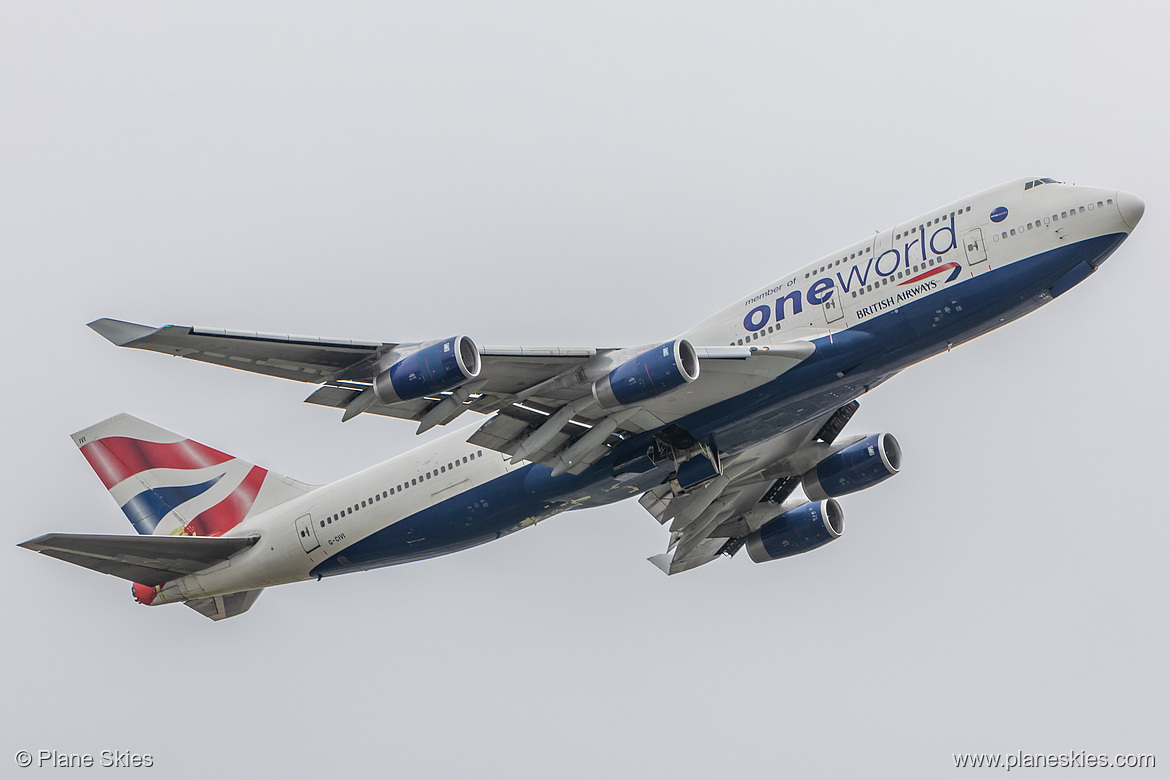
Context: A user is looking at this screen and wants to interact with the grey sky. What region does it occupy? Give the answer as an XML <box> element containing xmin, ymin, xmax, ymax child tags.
<box><xmin>2</xmin><ymin>2</ymin><xmax>1166</xmax><ymax>777</ymax></box>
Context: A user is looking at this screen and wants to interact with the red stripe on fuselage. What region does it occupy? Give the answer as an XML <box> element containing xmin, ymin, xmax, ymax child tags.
<box><xmin>184</xmin><ymin>465</ymin><xmax>267</xmax><ymax>537</ymax></box>
<box><xmin>899</xmin><ymin>261</ymin><xmax>959</xmax><ymax>287</ymax></box>
<box><xmin>80</xmin><ymin>438</ymin><xmax>234</xmax><ymax>489</ymax></box>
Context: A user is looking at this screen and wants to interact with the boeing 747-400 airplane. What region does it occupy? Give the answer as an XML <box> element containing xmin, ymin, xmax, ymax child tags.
<box><xmin>21</xmin><ymin>177</ymin><xmax>1144</xmax><ymax>620</ymax></box>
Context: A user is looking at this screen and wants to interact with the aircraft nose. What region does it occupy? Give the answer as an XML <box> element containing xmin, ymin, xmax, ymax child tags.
<box><xmin>1116</xmin><ymin>190</ymin><xmax>1145</xmax><ymax>231</ymax></box>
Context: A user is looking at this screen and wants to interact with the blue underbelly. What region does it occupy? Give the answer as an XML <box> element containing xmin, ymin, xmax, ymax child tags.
<box><xmin>312</xmin><ymin>232</ymin><xmax>1125</xmax><ymax>575</ymax></box>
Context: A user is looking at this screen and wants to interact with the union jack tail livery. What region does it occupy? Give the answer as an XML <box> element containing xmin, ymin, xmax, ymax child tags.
<box><xmin>73</xmin><ymin>414</ymin><xmax>313</xmax><ymax>537</ymax></box>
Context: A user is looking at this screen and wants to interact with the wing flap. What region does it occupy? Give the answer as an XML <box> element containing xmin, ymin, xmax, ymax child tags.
<box><xmin>185</xmin><ymin>588</ymin><xmax>264</xmax><ymax>621</ymax></box>
<box><xmin>466</xmin><ymin>407</ymin><xmax>593</xmax><ymax>461</ymax></box>
<box><xmin>19</xmin><ymin>533</ymin><xmax>258</xmax><ymax>586</ymax></box>
<box><xmin>304</xmin><ymin>384</ymin><xmax>437</xmax><ymax>422</ymax></box>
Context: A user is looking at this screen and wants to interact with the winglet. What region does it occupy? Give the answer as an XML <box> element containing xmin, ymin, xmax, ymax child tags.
<box><xmin>88</xmin><ymin>318</ymin><xmax>158</xmax><ymax>347</ymax></box>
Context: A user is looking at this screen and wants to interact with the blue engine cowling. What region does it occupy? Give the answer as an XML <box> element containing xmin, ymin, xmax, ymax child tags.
<box><xmin>372</xmin><ymin>336</ymin><xmax>481</xmax><ymax>404</ymax></box>
<box><xmin>592</xmin><ymin>338</ymin><xmax>699</xmax><ymax>409</ymax></box>
<box><xmin>801</xmin><ymin>433</ymin><xmax>901</xmax><ymax>501</ymax></box>
<box><xmin>745</xmin><ymin>499</ymin><xmax>843</xmax><ymax>563</ymax></box>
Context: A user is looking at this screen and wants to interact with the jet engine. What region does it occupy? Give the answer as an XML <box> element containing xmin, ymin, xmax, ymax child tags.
<box><xmin>745</xmin><ymin>499</ymin><xmax>843</xmax><ymax>563</ymax></box>
<box><xmin>801</xmin><ymin>433</ymin><xmax>901</xmax><ymax>500</ymax></box>
<box><xmin>372</xmin><ymin>336</ymin><xmax>481</xmax><ymax>404</ymax></box>
<box><xmin>592</xmin><ymin>339</ymin><xmax>699</xmax><ymax>409</ymax></box>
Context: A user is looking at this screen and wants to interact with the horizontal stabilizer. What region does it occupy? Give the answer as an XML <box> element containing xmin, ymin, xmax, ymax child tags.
<box><xmin>19</xmin><ymin>533</ymin><xmax>258</xmax><ymax>586</ymax></box>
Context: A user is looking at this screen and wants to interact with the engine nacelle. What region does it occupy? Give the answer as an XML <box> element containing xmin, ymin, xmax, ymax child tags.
<box><xmin>801</xmin><ymin>433</ymin><xmax>901</xmax><ymax>501</ymax></box>
<box><xmin>373</xmin><ymin>336</ymin><xmax>481</xmax><ymax>404</ymax></box>
<box><xmin>592</xmin><ymin>338</ymin><xmax>699</xmax><ymax>409</ymax></box>
<box><xmin>745</xmin><ymin>499</ymin><xmax>843</xmax><ymax>563</ymax></box>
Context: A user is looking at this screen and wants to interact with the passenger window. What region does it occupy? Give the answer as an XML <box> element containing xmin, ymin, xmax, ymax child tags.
<box><xmin>1027</xmin><ymin>223</ymin><xmax>1032</xmax><ymax>230</ymax></box>
<box><xmin>1079</xmin><ymin>206</ymin><xmax>1085</xmax><ymax>213</ymax></box>
<box><xmin>1010</xmin><ymin>229</ymin><xmax>1016</xmax><ymax>236</ymax></box>
<box><xmin>1061</xmin><ymin>212</ymin><xmax>1067</xmax><ymax>218</ymax></box>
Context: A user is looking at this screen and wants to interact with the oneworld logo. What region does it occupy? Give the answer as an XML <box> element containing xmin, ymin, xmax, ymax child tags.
<box><xmin>743</xmin><ymin>214</ymin><xmax>959</xmax><ymax>332</ymax></box>
<box><xmin>990</xmin><ymin>206</ymin><xmax>1009</xmax><ymax>223</ymax></box>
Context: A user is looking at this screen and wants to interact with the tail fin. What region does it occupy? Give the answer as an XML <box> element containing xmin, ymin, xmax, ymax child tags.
<box><xmin>73</xmin><ymin>414</ymin><xmax>314</xmax><ymax>536</ymax></box>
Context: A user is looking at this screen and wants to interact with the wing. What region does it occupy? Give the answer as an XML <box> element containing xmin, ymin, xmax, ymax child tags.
<box><xmin>643</xmin><ymin>402</ymin><xmax>860</xmax><ymax>575</ymax></box>
<box><xmin>18</xmin><ymin>532</ymin><xmax>259</xmax><ymax>586</ymax></box>
<box><xmin>91</xmin><ymin>319</ymin><xmax>817</xmax><ymax>475</ymax></box>
<box><xmin>89</xmin><ymin>318</ymin><xmax>599</xmax><ymax>426</ymax></box>
<box><xmin>88</xmin><ymin>318</ymin><xmax>390</xmax><ymax>383</ymax></box>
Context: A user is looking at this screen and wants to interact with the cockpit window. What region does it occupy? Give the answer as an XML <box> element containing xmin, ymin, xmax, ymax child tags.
<box><xmin>1025</xmin><ymin>177</ymin><xmax>1063</xmax><ymax>191</ymax></box>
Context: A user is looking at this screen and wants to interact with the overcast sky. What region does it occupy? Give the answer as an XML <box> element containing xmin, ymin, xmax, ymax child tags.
<box><xmin>2</xmin><ymin>2</ymin><xmax>1166</xmax><ymax>777</ymax></box>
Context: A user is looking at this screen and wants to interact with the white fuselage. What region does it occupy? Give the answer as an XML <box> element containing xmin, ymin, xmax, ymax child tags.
<box><xmin>152</xmin><ymin>178</ymin><xmax>1141</xmax><ymax>604</ymax></box>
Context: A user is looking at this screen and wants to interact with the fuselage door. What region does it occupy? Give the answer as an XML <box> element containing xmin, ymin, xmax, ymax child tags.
<box><xmin>822</xmin><ymin>290</ymin><xmax>844</xmax><ymax>324</ymax></box>
<box><xmin>295</xmin><ymin>513</ymin><xmax>320</xmax><ymax>553</ymax></box>
<box><xmin>963</xmin><ymin>228</ymin><xmax>987</xmax><ymax>266</ymax></box>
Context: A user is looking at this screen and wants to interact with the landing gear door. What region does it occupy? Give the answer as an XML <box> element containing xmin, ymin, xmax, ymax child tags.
<box><xmin>295</xmin><ymin>513</ymin><xmax>320</xmax><ymax>553</ymax></box>
<box><xmin>963</xmin><ymin>228</ymin><xmax>987</xmax><ymax>265</ymax></box>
